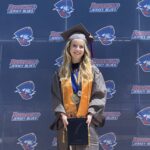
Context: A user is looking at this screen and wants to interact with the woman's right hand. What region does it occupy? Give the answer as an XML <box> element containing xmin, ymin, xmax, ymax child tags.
<box><xmin>60</xmin><ymin>113</ymin><xmax>68</xmax><ymax>130</ymax></box>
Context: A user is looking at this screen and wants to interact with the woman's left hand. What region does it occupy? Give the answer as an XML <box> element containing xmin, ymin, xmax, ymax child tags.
<box><xmin>86</xmin><ymin>113</ymin><xmax>93</xmax><ymax>127</ymax></box>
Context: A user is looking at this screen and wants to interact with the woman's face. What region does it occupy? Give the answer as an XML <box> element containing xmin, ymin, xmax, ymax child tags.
<box><xmin>69</xmin><ymin>39</ymin><xmax>85</xmax><ymax>63</ymax></box>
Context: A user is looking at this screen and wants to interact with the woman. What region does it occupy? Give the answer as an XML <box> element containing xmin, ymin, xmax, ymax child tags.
<box><xmin>50</xmin><ymin>24</ymin><xmax>107</xmax><ymax>150</ymax></box>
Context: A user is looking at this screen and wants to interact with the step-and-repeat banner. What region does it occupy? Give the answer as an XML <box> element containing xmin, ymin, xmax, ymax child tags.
<box><xmin>0</xmin><ymin>0</ymin><xmax>150</xmax><ymax>150</ymax></box>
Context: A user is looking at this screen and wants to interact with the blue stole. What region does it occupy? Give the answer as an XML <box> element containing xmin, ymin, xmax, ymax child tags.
<box><xmin>71</xmin><ymin>70</ymin><xmax>81</xmax><ymax>94</ymax></box>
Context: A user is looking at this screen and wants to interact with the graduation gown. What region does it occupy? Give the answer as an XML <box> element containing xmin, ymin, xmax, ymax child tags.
<box><xmin>50</xmin><ymin>65</ymin><xmax>107</xmax><ymax>150</ymax></box>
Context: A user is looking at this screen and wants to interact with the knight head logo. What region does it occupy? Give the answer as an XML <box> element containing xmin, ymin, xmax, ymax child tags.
<box><xmin>136</xmin><ymin>53</ymin><xmax>150</xmax><ymax>72</ymax></box>
<box><xmin>13</xmin><ymin>27</ymin><xmax>34</xmax><ymax>46</ymax></box>
<box><xmin>99</xmin><ymin>132</ymin><xmax>117</xmax><ymax>150</ymax></box>
<box><xmin>17</xmin><ymin>133</ymin><xmax>37</xmax><ymax>150</ymax></box>
<box><xmin>137</xmin><ymin>107</ymin><xmax>150</xmax><ymax>125</ymax></box>
<box><xmin>54</xmin><ymin>56</ymin><xmax>63</xmax><ymax>67</ymax></box>
<box><xmin>137</xmin><ymin>0</ymin><xmax>150</xmax><ymax>17</ymax></box>
<box><xmin>95</xmin><ymin>26</ymin><xmax>116</xmax><ymax>45</ymax></box>
<box><xmin>105</xmin><ymin>80</ymin><xmax>116</xmax><ymax>99</ymax></box>
<box><xmin>15</xmin><ymin>81</ymin><xmax>36</xmax><ymax>100</ymax></box>
<box><xmin>53</xmin><ymin>0</ymin><xmax>74</xmax><ymax>18</ymax></box>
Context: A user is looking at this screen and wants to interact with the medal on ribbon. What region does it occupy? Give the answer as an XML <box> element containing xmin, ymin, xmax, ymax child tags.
<box><xmin>77</xmin><ymin>90</ymin><xmax>81</xmax><ymax>97</ymax></box>
<box><xmin>71</xmin><ymin>69</ymin><xmax>81</xmax><ymax>104</ymax></box>
<box><xmin>72</xmin><ymin>94</ymin><xmax>80</xmax><ymax>104</ymax></box>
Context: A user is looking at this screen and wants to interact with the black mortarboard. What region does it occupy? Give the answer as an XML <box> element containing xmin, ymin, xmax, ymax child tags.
<box><xmin>67</xmin><ymin>118</ymin><xmax>89</xmax><ymax>145</ymax></box>
<box><xmin>61</xmin><ymin>23</ymin><xmax>93</xmax><ymax>43</ymax></box>
<box><xmin>61</xmin><ymin>23</ymin><xmax>94</xmax><ymax>57</ymax></box>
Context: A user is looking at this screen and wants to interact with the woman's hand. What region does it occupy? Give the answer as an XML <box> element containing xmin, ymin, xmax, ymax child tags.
<box><xmin>60</xmin><ymin>113</ymin><xmax>68</xmax><ymax>130</ymax></box>
<box><xmin>86</xmin><ymin>113</ymin><xmax>93</xmax><ymax>127</ymax></box>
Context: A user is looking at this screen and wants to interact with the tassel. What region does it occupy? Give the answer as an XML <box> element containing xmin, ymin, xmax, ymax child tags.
<box><xmin>62</xmin><ymin>129</ymin><xmax>65</xmax><ymax>143</ymax></box>
<box><xmin>69</xmin><ymin>145</ymin><xmax>73</xmax><ymax>150</ymax></box>
<box><xmin>88</xmin><ymin>126</ymin><xmax>90</xmax><ymax>146</ymax></box>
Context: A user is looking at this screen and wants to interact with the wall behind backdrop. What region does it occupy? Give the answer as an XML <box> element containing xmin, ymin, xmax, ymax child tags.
<box><xmin>0</xmin><ymin>0</ymin><xmax>150</xmax><ymax>150</ymax></box>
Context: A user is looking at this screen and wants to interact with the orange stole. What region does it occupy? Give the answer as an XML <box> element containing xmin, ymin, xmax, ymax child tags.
<box><xmin>61</xmin><ymin>77</ymin><xmax>92</xmax><ymax>117</ymax></box>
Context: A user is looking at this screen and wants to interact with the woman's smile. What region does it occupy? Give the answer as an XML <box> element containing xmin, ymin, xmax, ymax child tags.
<box><xmin>70</xmin><ymin>39</ymin><xmax>85</xmax><ymax>63</ymax></box>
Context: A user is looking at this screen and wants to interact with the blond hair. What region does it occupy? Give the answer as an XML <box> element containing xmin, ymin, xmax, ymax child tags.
<box><xmin>59</xmin><ymin>40</ymin><xmax>93</xmax><ymax>81</ymax></box>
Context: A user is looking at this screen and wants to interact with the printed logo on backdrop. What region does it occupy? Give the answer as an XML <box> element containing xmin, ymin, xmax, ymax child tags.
<box><xmin>137</xmin><ymin>107</ymin><xmax>150</xmax><ymax>125</ymax></box>
<box><xmin>92</xmin><ymin>58</ymin><xmax>120</xmax><ymax>68</ymax></box>
<box><xmin>132</xmin><ymin>30</ymin><xmax>150</xmax><ymax>40</ymax></box>
<box><xmin>137</xmin><ymin>0</ymin><xmax>150</xmax><ymax>17</ymax></box>
<box><xmin>17</xmin><ymin>133</ymin><xmax>37</xmax><ymax>150</ymax></box>
<box><xmin>99</xmin><ymin>132</ymin><xmax>117</xmax><ymax>150</ymax></box>
<box><xmin>136</xmin><ymin>53</ymin><xmax>150</xmax><ymax>72</ymax></box>
<box><xmin>9</xmin><ymin>59</ymin><xmax>39</xmax><ymax>69</ymax></box>
<box><xmin>53</xmin><ymin>0</ymin><xmax>74</xmax><ymax>18</ymax></box>
<box><xmin>15</xmin><ymin>81</ymin><xmax>36</xmax><ymax>100</ymax></box>
<box><xmin>105</xmin><ymin>80</ymin><xmax>116</xmax><ymax>99</ymax></box>
<box><xmin>131</xmin><ymin>85</ymin><xmax>150</xmax><ymax>94</ymax></box>
<box><xmin>89</xmin><ymin>2</ymin><xmax>120</xmax><ymax>13</ymax></box>
<box><xmin>54</xmin><ymin>56</ymin><xmax>63</xmax><ymax>67</ymax></box>
<box><xmin>7</xmin><ymin>4</ymin><xmax>37</xmax><ymax>14</ymax></box>
<box><xmin>49</xmin><ymin>31</ymin><xmax>63</xmax><ymax>42</ymax></box>
<box><xmin>52</xmin><ymin>137</ymin><xmax>57</xmax><ymax>147</ymax></box>
<box><xmin>132</xmin><ymin>137</ymin><xmax>150</xmax><ymax>146</ymax></box>
<box><xmin>95</xmin><ymin>26</ymin><xmax>116</xmax><ymax>45</ymax></box>
<box><xmin>13</xmin><ymin>27</ymin><xmax>34</xmax><ymax>46</ymax></box>
<box><xmin>11</xmin><ymin>112</ymin><xmax>41</xmax><ymax>121</ymax></box>
<box><xmin>104</xmin><ymin>112</ymin><xmax>121</xmax><ymax>120</ymax></box>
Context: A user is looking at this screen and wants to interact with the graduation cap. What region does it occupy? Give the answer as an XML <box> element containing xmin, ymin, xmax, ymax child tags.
<box><xmin>61</xmin><ymin>23</ymin><xmax>94</xmax><ymax>57</ymax></box>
